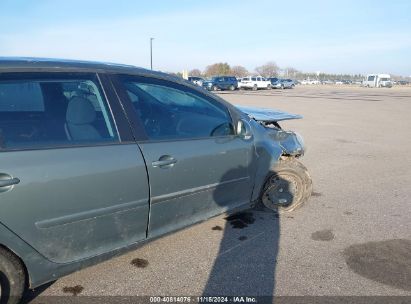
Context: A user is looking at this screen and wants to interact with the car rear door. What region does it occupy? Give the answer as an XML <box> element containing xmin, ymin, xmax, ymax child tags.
<box><xmin>112</xmin><ymin>75</ymin><xmax>255</xmax><ymax>238</ymax></box>
<box><xmin>0</xmin><ymin>72</ymin><xmax>149</xmax><ymax>263</ymax></box>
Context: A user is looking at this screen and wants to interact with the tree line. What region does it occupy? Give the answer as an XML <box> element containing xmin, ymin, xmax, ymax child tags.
<box><xmin>180</xmin><ymin>62</ymin><xmax>365</xmax><ymax>81</ymax></box>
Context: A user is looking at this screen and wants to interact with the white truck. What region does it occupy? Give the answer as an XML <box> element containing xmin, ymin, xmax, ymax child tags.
<box><xmin>363</xmin><ymin>74</ymin><xmax>392</xmax><ymax>88</ymax></box>
<box><xmin>239</xmin><ymin>76</ymin><xmax>272</xmax><ymax>90</ymax></box>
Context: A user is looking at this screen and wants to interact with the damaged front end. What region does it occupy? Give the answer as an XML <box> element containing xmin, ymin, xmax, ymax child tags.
<box><xmin>236</xmin><ymin>105</ymin><xmax>305</xmax><ymax>157</ymax></box>
<box><xmin>265</xmin><ymin>125</ymin><xmax>305</xmax><ymax>158</ymax></box>
<box><xmin>235</xmin><ymin>105</ymin><xmax>311</xmax><ymax>209</ymax></box>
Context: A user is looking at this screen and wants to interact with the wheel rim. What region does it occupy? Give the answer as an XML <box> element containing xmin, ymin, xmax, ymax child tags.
<box><xmin>262</xmin><ymin>172</ymin><xmax>303</xmax><ymax>211</ymax></box>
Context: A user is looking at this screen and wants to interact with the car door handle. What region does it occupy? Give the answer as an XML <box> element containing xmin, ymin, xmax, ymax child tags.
<box><xmin>0</xmin><ymin>177</ymin><xmax>20</xmax><ymax>187</ymax></box>
<box><xmin>152</xmin><ymin>156</ymin><xmax>177</xmax><ymax>168</ymax></box>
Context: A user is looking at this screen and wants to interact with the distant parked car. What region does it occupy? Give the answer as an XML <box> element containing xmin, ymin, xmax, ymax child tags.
<box><xmin>267</xmin><ymin>77</ymin><xmax>281</xmax><ymax>89</ymax></box>
<box><xmin>301</xmin><ymin>79</ymin><xmax>320</xmax><ymax>85</ymax></box>
<box><xmin>268</xmin><ymin>78</ymin><xmax>295</xmax><ymax>89</ymax></box>
<box><xmin>203</xmin><ymin>76</ymin><xmax>238</xmax><ymax>91</ymax></box>
<box><xmin>240</xmin><ymin>76</ymin><xmax>271</xmax><ymax>90</ymax></box>
<box><xmin>188</xmin><ymin>76</ymin><xmax>204</xmax><ymax>87</ymax></box>
<box><xmin>280</xmin><ymin>79</ymin><xmax>295</xmax><ymax>89</ymax></box>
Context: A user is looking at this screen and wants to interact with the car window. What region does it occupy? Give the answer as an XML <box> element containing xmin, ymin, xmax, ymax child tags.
<box><xmin>251</xmin><ymin>77</ymin><xmax>256</xmax><ymax>81</ymax></box>
<box><xmin>0</xmin><ymin>73</ymin><xmax>118</xmax><ymax>150</ymax></box>
<box><xmin>368</xmin><ymin>76</ymin><xmax>375</xmax><ymax>81</ymax></box>
<box><xmin>120</xmin><ymin>77</ymin><xmax>235</xmax><ymax>140</ymax></box>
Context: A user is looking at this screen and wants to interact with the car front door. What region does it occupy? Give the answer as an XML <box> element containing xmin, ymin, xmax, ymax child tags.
<box><xmin>0</xmin><ymin>72</ymin><xmax>149</xmax><ymax>263</ymax></box>
<box><xmin>222</xmin><ymin>77</ymin><xmax>230</xmax><ymax>90</ymax></box>
<box><xmin>113</xmin><ymin>75</ymin><xmax>255</xmax><ymax>238</ymax></box>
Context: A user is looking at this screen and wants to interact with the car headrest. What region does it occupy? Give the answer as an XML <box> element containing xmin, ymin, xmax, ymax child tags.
<box><xmin>66</xmin><ymin>97</ymin><xmax>96</xmax><ymax>125</ymax></box>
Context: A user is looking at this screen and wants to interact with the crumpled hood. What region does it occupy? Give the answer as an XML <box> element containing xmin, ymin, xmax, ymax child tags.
<box><xmin>236</xmin><ymin>105</ymin><xmax>303</xmax><ymax>122</ymax></box>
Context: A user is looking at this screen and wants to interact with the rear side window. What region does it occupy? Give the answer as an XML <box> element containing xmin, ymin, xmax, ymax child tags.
<box><xmin>0</xmin><ymin>73</ymin><xmax>118</xmax><ymax>150</ymax></box>
<box><xmin>368</xmin><ymin>76</ymin><xmax>375</xmax><ymax>81</ymax></box>
<box><xmin>119</xmin><ymin>76</ymin><xmax>234</xmax><ymax>140</ymax></box>
<box><xmin>0</xmin><ymin>83</ymin><xmax>44</xmax><ymax>112</ymax></box>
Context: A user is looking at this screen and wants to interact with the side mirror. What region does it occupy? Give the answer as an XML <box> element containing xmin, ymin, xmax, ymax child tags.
<box><xmin>236</xmin><ymin>119</ymin><xmax>253</xmax><ymax>140</ymax></box>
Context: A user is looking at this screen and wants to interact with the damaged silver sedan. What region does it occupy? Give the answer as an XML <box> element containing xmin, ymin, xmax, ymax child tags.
<box><xmin>0</xmin><ymin>58</ymin><xmax>311</xmax><ymax>303</ymax></box>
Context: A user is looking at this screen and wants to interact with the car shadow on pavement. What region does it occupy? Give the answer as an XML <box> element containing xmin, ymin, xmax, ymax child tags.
<box><xmin>203</xmin><ymin>161</ymin><xmax>287</xmax><ymax>300</ymax></box>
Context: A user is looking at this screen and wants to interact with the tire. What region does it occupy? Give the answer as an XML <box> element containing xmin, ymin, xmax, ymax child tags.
<box><xmin>281</xmin><ymin>84</ymin><xmax>284</xmax><ymax>90</ymax></box>
<box><xmin>229</xmin><ymin>85</ymin><xmax>235</xmax><ymax>91</ymax></box>
<box><xmin>267</xmin><ymin>84</ymin><xmax>271</xmax><ymax>90</ymax></box>
<box><xmin>0</xmin><ymin>248</ymin><xmax>26</xmax><ymax>304</ymax></box>
<box><xmin>259</xmin><ymin>158</ymin><xmax>312</xmax><ymax>213</ymax></box>
<box><xmin>252</xmin><ymin>84</ymin><xmax>258</xmax><ymax>91</ymax></box>
<box><xmin>212</xmin><ymin>85</ymin><xmax>218</xmax><ymax>91</ymax></box>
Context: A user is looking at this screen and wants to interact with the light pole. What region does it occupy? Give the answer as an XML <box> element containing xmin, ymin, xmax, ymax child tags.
<box><xmin>150</xmin><ymin>37</ymin><xmax>154</xmax><ymax>70</ymax></box>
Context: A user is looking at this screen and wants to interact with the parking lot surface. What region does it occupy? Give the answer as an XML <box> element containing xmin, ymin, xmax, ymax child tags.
<box><xmin>28</xmin><ymin>86</ymin><xmax>411</xmax><ymax>301</ymax></box>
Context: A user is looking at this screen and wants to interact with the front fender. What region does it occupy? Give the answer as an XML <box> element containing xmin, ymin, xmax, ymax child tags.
<box><xmin>248</xmin><ymin>119</ymin><xmax>305</xmax><ymax>201</ymax></box>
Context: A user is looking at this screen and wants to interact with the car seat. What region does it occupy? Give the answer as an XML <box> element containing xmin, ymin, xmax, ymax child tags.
<box><xmin>65</xmin><ymin>97</ymin><xmax>101</xmax><ymax>141</ymax></box>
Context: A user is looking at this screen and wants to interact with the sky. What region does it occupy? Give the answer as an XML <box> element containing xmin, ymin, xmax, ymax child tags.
<box><xmin>0</xmin><ymin>0</ymin><xmax>410</xmax><ymax>76</ymax></box>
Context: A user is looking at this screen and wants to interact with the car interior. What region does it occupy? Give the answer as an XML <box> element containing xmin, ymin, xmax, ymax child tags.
<box><xmin>123</xmin><ymin>81</ymin><xmax>234</xmax><ymax>140</ymax></box>
<box><xmin>0</xmin><ymin>79</ymin><xmax>116</xmax><ymax>149</ymax></box>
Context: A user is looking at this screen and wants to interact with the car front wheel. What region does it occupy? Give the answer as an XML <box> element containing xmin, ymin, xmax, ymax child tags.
<box><xmin>0</xmin><ymin>248</ymin><xmax>26</xmax><ymax>304</ymax></box>
<box><xmin>229</xmin><ymin>85</ymin><xmax>235</xmax><ymax>91</ymax></box>
<box><xmin>252</xmin><ymin>84</ymin><xmax>258</xmax><ymax>91</ymax></box>
<box><xmin>260</xmin><ymin>158</ymin><xmax>312</xmax><ymax>213</ymax></box>
<box><xmin>212</xmin><ymin>85</ymin><xmax>218</xmax><ymax>91</ymax></box>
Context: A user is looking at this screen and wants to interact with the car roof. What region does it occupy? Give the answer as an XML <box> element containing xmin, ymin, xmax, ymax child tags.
<box><xmin>0</xmin><ymin>57</ymin><xmax>168</xmax><ymax>77</ymax></box>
